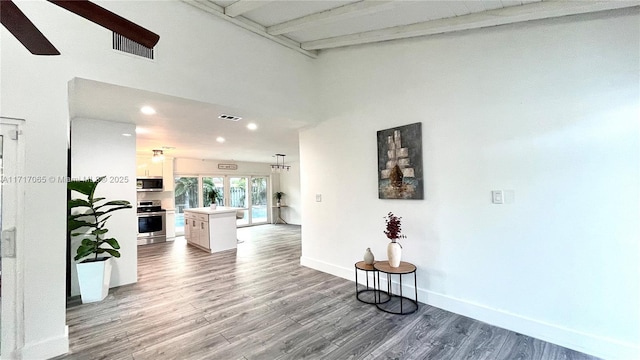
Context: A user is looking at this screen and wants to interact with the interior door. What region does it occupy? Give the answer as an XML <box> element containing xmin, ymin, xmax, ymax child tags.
<box><xmin>0</xmin><ymin>118</ymin><xmax>24</xmax><ymax>358</ymax></box>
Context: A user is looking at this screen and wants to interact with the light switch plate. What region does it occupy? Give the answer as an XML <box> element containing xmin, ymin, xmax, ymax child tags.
<box><xmin>491</xmin><ymin>190</ymin><xmax>504</xmax><ymax>204</ymax></box>
<box><xmin>315</xmin><ymin>194</ymin><xmax>322</xmax><ymax>202</ymax></box>
<box><xmin>2</xmin><ymin>227</ymin><xmax>16</xmax><ymax>258</ymax></box>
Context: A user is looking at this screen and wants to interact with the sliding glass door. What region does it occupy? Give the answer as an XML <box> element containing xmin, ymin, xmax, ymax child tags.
<box><xmin>251</xmin><ymin>177</ymin><xmax>268</xmax><ymax>223</ymax></box>
<box><xmin>230</xmin><ymin>177</ymin><xmax>248</xmax><ymax>226</ymax></box>
<box><xmin>174</xmin><ymin>174</ymin><xmax>269</xmax><ymax>232</ymax></box>
<box><xmin>174</xmin><ymin>176</ymin><xmax>199</xmax><ymax>235</ymax></box>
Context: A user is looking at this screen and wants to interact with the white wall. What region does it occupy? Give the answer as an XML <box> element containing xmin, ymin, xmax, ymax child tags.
<box><xmin>300</xmin><ymin>8</ymin><xmax>639</xmax><ymax>360</ymax></box>
<box><xmin>71</xmin><ymin>118</ymin><xmax>138</xmax><ymax>295</ymax></box>
<box><xmin>0</xmin><ymin>1</ymin><xmax>315</xmax><ymax>358</ymax></box>
<box><xmin>279</xmin><ymin>160</ymin><xmax>301</xmax><ymax>225</ymax></box>
<box><xmin>174</xmin><ymin>157</ymin><xmax>273</xmax><ymax>175</ymax></box>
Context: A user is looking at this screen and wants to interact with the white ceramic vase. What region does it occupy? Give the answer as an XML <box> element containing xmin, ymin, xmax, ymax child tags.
<box><xmin>76</xmin><ymin>257</ymin><xmax>112</xmax><ymax>303</ymax></box>
<box><xmin>363</xmin><ymin>248</ymin><xmax>375</xmax><ymax>265</ymax></box>
<box><xmin>387</xmin><ymin>242</ymin><xmax>402</xmax><ymax>267</ymax></box>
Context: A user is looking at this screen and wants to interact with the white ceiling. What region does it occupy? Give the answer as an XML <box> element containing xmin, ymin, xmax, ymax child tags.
<box><xmin>183</xmin><ymin>0</ymin><xmax>638</xmax><ymax>57</ymax></box>
<box><xmin>69</xmin><ymin>1</ymin><xmax>638</xmax><ymax>165</ymax></box>
<box><xmin>69</xmin><ymin>79</ymin><xmax>302</xmax><ymax>163</ymax></box>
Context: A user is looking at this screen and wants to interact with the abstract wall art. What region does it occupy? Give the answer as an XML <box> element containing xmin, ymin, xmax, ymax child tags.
<box><xmin>377</xmin><ymin>122</ymin><xmax>424</xmax><ymax>200</ymax></box>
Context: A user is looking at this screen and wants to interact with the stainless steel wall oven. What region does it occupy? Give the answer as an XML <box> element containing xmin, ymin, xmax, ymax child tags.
<box><xmin>137</xmin><ymin>200</ymin><xmax>166</xmax><ymax>245</ymax></box>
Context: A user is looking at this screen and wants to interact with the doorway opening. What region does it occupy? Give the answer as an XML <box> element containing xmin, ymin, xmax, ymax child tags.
<box><xmin>174</xmin><ymin>174</ymin><xmax>270</xmax><ymax>236</ymax></box>
<box><xmin>0</xmin><ymin>118</ymin><xmax>25</xmax><ymax>358</ymax></box>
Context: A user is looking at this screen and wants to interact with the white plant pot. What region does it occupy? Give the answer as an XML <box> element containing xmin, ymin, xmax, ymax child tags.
<box><xmin>387</xmin><ymin>242</ymin><xmax>402</xmax><ymax>268</ymax></box>
<box><xmin>76</xmin><ymin>257</ymin><xmax>112</xmax><ymax>303</ymax></box>
<box><xmin>210</xmin><ymin>203</ymin><xmax>217</xmax><ymax>209</ymax></box>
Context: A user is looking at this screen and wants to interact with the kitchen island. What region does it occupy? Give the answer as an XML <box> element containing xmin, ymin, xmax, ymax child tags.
<box><xmin>183</xmin><ymin>207</ymin><xmax>239</xmax><ymax>253</ymax></box>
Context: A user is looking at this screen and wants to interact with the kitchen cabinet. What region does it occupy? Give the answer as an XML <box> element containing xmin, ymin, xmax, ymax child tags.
<box><xmin>136</xmin><ymin>156</ymin><xmax>163</xmax><ymax>177</ymax></box>
<box><xmin>184</xmin><ymin>212</ymin><xmax>192</xmax><ymax>241</ymax></box>
<box><xmin>197</xmin><ymin>218</ymin><xmax>210</xmax><ymax>248</ymax></box>
<box><xmin>183</xmin><ymin>207</ymin><xmax>237</xmax><ymax>253</ymax></box>
<box><xmin>166</xmin><ymin>210</ymin><xmax>176</xmax><ymax>240</ymax></box>
<box><xmin>184</xmin><ymin>212</ymin><xmax>210</xmax><ymax>249</ymax></box>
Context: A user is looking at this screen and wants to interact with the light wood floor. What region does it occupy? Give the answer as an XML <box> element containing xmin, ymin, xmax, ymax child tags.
<box><xmin>56</xmin><ymin>225</ymin><xmax>599</xmax><ymax>360</ymax></box>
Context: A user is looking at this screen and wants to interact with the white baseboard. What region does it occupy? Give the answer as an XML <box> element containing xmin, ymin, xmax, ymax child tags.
<box><xmin>300</xmin><ymin>256</ymin><xmax>640</xmax><ymax>360</ymax></box>
<box><xmin>423</xmin><ymin>290</ymin><xmax>639</xmax><ymax>360</ymax></box>
<box><xmin>20</xmin><ymin>328</ymin><xmax>69</xmax><ymax>359</ymax></box>
<box><xmin>300</xmin><ymin>256</ymin><xmax>354</xmax><ymax>281</ymax></box>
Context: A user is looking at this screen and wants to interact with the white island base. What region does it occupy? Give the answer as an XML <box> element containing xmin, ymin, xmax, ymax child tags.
<box><xmin>184</xmin><ymin>207</ymin><xmax>238</xmax><ymax>253</ymax></box>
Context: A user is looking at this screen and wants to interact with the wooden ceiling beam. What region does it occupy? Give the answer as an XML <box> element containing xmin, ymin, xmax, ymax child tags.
<box><xmin>224</xmin><ymin>0</ymin><xmax>275</xmax><ymax>18</ymax></box>
<box><xmin>267</xmin><ymin>0</ymin><xmax>397</xmax><ymax>36</ymax></box>
<box><xmin>182</xmin><ymin>0</ymin><xmax>317</xmax><ymax>58</ymax></box>
<box><xmin>301</xmin><ymin>0</ymin><xmax>640</xmax><ymax>50</ymax></box>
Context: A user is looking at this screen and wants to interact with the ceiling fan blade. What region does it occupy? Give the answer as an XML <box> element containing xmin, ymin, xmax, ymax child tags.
<box><xmin>0</xmin><ymin>0</ymin><xmax>60</xmax><ymax>55</ymax></box>
<box><xmin>48</xmin><ymin>0</ymin><xmax>159</xmax><ymax>49</ymax></box>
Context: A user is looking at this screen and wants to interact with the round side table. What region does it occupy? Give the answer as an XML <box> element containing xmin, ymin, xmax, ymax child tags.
<box><xmin>355</xmin><ymin>261</ymin><xmax>390</xmax><ymax>304</ymax></box>
<box><xmin>374</xmin><ymin>261</ymin><xmax>418</xmax><ymax>315</ymax></box>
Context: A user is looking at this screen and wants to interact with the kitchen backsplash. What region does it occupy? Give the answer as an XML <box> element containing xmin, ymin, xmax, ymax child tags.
<box><xmin>137</xmin><ymin>191</ymin><xmax>175</xmax><ymax>211</ymax></box>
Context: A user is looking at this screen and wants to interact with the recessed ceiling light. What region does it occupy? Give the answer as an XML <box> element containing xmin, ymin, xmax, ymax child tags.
<box><xmin>135</xmin><ymin>127</ymin><xmax>149</xmax><ymax>134</ymax></box>
<box><xmin>140</xmin><ymin>106</ymin><xmax>156</xmax><ymax>115</ymax></box>
<box><xmin>247</xmin><ymin>123</ymin><xmax>257</xmax><ymax>130</ymax></box>
<box><xmin>122</xmin><ymin>133</ymin><xmax>132</xmax><ymax>137</ymax></box>
<box><xmin>216</xmin><ymin>137</ymin><xmax>225</xmax><ymax>143</ymax></box>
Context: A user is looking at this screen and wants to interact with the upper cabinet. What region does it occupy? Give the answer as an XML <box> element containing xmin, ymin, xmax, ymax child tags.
<box><xmin>136</xmin><ymin>155</ymin><xmax>174</xmax><ymax>192</ymax></box>
<box><xmin>136</xmin><ymin>156</ymin><xmax>163</xmax><ymax>177</ymax></box>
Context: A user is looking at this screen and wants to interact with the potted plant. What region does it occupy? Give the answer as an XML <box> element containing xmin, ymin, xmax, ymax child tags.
<box><xmin>209</xmin><ymin>187</ymin><xmax>222</xmax><ymax>209</ymax></box>
<box><xmin>274</xmin><ymin>191</ymin><xmax>285</xmax><ymax>207</ymax></box>
<box><xmin>68</xmin><ymin>176</ymin><xmax>132</xmax><ymax>303</ymax></box>
<box><xmin>384</xmin><ymin>212</ymin><xmax>406</xmax><ymax>267</ymax></box>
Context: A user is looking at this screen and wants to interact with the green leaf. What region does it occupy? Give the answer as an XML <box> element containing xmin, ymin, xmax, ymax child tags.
<box><xmin>104</xmin><ymin>205</ymin><xmax>132</xmax><ymax>215</ymax></box>
<box><xmin>68</xmin><ymin>212</ymin><xmax>95</xmax><ymax>221</ymax></box>
<box><xmin>96</xmin><ymin>200</ymin><xmax>131</xmax><ymax>207</ymax></box>
<box><xmin>81</xmin><ymin>238</ymin><xmax>96</xmax><ymax>246</ymax></box>
<box><xmin>95</xmin><ymin>202</ymin><xmax>132</xmax><ymax>212</ymax></box>
<box><xmin>68</xmin><ymin>198</ymin><xmax>92</xmax><ymax>210</ymax></box>
<box><xmin>102</xmin><ymin>249</ymin><xmax>121</xmax><ymax>258</ymax></box>
<box><xmin>102</xmin><ymin>238</ymin><xmax>120</xmax><ymax>249</ymax></box>
<box><xmin>68</xmin><ymin>219</ymin><xmax>95</xmax><ymax>232</ymax></box>
<box><xmin>68</xmin><ymin>179</ymin><xmax>98</xmax><ymax>196</ymax></box>
<box><xmin>91</xmin><ymin>229</ymin><xmax>108</xmax><ymax>235</ymax></box>
<box><xmin>97</xmin><ymin>215</ymin><xmax>112</xmax><ymax>226</ymax></box>
<box><xmin>74</xmin><ymin>245</ymin><xmax>94</xmax><ymax>261</ymax></box>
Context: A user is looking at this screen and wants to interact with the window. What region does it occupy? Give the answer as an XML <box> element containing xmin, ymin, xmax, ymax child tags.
<box><xmin>174</xmin><ymin>174</ymin><xmax>269</xmax><ymax>233</ymax></box>
<box><xmin>203</xmin><ymin>177</ymin><xmax>225</xmax><ymax>206</ymax></box>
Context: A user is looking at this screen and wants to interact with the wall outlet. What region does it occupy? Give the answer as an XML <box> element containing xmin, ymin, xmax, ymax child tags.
<box><xmin>491</xmin><ymin>190</ymin><xmax>504</xmax><ymax>204</ymax></box>
<box><xmin>315</xmin><ymin>194</ymin><xmax>322</xmax><ymax>202</ymax></box>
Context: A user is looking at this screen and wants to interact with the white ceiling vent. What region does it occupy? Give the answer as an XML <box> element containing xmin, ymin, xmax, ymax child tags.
<box><xmin>218</xmin><ymin>114</ymin><xmax>242</xmax><ymax>121</ymax></box>
<box><xmin>113</xmin><ymin>32</ymin><xmax>154</xmax><ymax>60</ymax></box>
